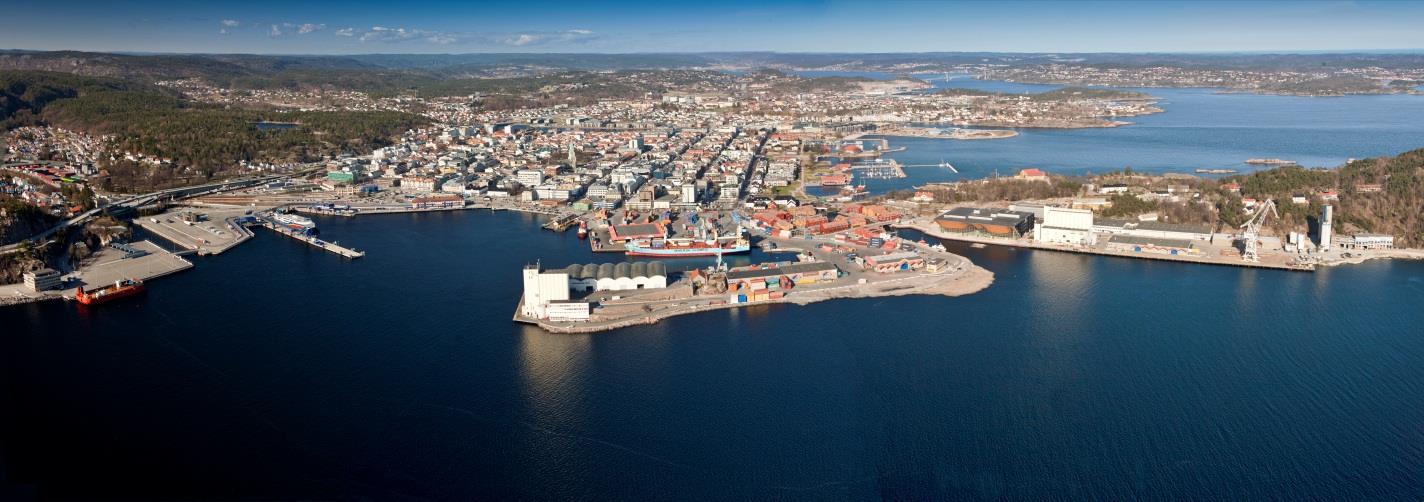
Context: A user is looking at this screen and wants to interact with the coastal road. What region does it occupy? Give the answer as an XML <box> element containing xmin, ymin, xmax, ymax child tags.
<box><xmin>0</xmin><ymin>164</ymin><xmax>323</xmax><ymax>255</ymax></box>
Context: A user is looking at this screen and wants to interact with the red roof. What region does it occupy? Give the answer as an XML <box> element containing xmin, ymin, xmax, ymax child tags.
<box><xmin>1019</xmin><ymin>168</ymin><xmax>1047</xmax><ymax>177</ymax></box>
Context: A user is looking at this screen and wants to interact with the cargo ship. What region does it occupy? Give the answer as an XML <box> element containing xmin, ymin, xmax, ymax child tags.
<box><xmin>75</xmin><ymin>278</ymin><xmax>145</xmax><ymax>305</ymax></box>
<box><xmin>625</xmin><ymin>235</ymin><xmax>751</xmax><ymax>257</ymax></box>
<box><xmin>272</xmin><ymin>212</ymin><xmax>317</xmax><ymax>233</ymax></box>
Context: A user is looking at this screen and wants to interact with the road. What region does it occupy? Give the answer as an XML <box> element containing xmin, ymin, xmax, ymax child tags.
<box><xmin>0</xmin><ymin>164</ymin><xmax>322</xmax><ymax>255</ymax></box>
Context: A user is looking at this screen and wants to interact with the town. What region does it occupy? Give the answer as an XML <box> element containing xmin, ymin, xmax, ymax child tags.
<box><xmin>2</xmin><ymin>67</ymin><xmax>1421</xmax><ymax>323</ymax></box>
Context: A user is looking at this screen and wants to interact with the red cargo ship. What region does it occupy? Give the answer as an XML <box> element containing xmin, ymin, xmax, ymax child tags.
<box><xmin>75</xmin><ymin>278</ymin><xmax>146</xmax><ymax>305</ymax></box>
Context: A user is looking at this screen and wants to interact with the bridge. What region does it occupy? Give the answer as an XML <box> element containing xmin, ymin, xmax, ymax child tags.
<box><xmin>0</xmin><ymin>163</ymin><xmax>324</xmax><ymax>256</ymax></box>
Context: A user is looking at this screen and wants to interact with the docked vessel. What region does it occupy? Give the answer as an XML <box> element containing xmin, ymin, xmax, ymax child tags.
<box><xmin>272</xmin><ymin>212</ymin><xmax>317</xmax><ymax>233</ymax></box>
<box><xmin>577</xmin><ymin>220</ymin><xmax>589</xmax><ymax>239</ymax></box>
<box><xmin>75</xmin><ymin>278</ymin><xmax>145</xmax><ymax>305</ymax></box>
<box><xmin>625</xmin><ymin>235</ymin><xmax>751</xmax><ymax>257</ymax></box>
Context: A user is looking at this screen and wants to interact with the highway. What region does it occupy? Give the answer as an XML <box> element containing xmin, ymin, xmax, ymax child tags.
<box><xmin>0</xmin><ymin>164</ymin><xmax>322</xmax><ymax>255</ymax></box>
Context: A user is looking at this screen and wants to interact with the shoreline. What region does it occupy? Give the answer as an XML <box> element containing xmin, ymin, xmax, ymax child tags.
<box><xmin>525</xmin><ymin>264</ymin><xmax>995</xmax><ymax>334</ymax></box>
<box><xmin>518</xmin><ymin>233</ymin><xmax>996</xmax><ymax>334</ymax></box>
<box><xmin>895</xmin><ymin>220</ymin><xmax>1317</xmax><ymax>272</ymax></box>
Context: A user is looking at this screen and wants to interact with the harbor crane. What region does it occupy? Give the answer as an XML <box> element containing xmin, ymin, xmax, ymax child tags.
<box><xmin>1239</xmin><ymin>199</ymin><xmax>1278</xmax><ymax>262</ymax></box>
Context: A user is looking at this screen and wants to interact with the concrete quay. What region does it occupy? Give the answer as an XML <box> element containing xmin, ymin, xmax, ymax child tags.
<box><xmin>134</xmin><ymin>211</ymin><xmax>253</xmax><ymax>255</ymax></box>
<box><xmin>894</xmin><ymin>219</ymin><xmax>1315</xmax><ymax>272</ymax></box>
<box><xmin>2</xmin><ymin>240</ymin><xmax>194</xmax><ymax>306</ymax></box>
<box><xmin>517</xmin><ymin>232</ymin><xmax>995</xmax><ymax>334</ymax></box>
<box><xmin>255</xmin><ymin>220</ymin><xmax>364</xmax><ymax>259</ymax></box>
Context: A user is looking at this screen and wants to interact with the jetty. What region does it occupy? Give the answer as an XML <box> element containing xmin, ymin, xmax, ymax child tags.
<box><xmin>253</xmin><ymin>219</ymin><xmax>364</xmax><ymax>258</ymax></box>
<box><xmin>848</xmin><ymin>159</ymin><xmax>907</xmax><ymax>179</ymax></box>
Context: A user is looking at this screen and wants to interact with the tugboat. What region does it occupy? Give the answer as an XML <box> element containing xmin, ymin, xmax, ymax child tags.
<box><xmin>577</xmin><ymin>220</ymin><xmax>589</xmax><ymax>240</ymax></box>
<box><xmin>75</xmin><ymin>278</ymin><xmax>145</xmax><ymax>305</ymax></box>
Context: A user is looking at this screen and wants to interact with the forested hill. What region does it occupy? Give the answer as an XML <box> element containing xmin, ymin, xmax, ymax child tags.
<box><xmin>2</xmin><ymin>71</ymin><xmax>427</xmax><ymax>190</ymax></box>
<box><xmin>1227</xmin><ymin>149</ymin><xmax>1424</xmax><ymax>247</ymax></box>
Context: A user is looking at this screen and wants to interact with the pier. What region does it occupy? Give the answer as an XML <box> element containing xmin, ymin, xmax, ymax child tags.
<box><xmin>849</xmin><ymin>159</ymin><xmax>907</xmax><ymax>179</ymax></box>
<box><xmin>254</xmin><ymin>219</ymin><xmax>365</xmax><ymax>258</ymax></box>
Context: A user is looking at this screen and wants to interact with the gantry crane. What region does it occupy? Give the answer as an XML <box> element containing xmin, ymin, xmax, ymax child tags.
<box><xmin>1239</xmin><ymin>199</ymin><xmax>1278</xmax><ymax>262</ymax></box>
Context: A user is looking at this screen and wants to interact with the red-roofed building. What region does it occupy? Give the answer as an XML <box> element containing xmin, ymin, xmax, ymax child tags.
<box><xmin>1015</xmin><ymin>168</ymin><xmax>1049</xmax><ymax>182</ymax></box>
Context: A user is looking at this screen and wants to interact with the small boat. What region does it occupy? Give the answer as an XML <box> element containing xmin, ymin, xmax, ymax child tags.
<box><xmin>970</xmin><ymin>243</ymin><xmax>987</xmax><ymax>249</ymax></box>
<box><xmin>577</xmin><ymin>220</ymin><xmax>589</xmax><ymax>239</ymax></box>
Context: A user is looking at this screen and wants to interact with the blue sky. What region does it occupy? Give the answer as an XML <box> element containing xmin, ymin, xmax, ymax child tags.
<box><xmin>3</xmin><ymin>0</ymin><xmax>1424</xmax><ymax>54</ymax></box>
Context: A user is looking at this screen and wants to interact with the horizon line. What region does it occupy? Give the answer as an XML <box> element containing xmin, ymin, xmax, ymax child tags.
<box><xmin>5</xmin><ymin>48</ymin><xmax>1424</xmax><ymax>58</ymax></box>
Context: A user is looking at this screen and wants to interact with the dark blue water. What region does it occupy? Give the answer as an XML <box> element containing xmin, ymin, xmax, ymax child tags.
<box><xmin>795</xmin><ymin>71</ymin><xmax>1424</xmax><ymax>193</ymax></box>
<box><xmin>4</xmin><ymin>210</ymin><xmax>1424</xmax><ymax>499</ymax></box>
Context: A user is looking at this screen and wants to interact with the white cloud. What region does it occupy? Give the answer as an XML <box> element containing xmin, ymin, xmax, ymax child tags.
<box><xmin>503</xmin><ymin>34</ymin><xmax>542</xmax><ymax>46</ymax></box>
<box><xmin>334</xmin><ymin>26</ymin><xmax>598</xmax><ymax>47</ymax></box>
<box><xmin>298</xmin><ymin>23</ymin><xmax>325</xmax><ymax>35</ymax></box>
<box><xmin>221</xmin><ymin>19</ymin><xmax>240</xmax><ymax>27</ymax></box>
<box><xmin>269</xmin><ymin>24</ymin><xmax>283</xmax><ymax>37</ymax></box>
<box><xmin>499</xmin><ymin>29</ymin><xmax>599</xmax><ymax>47</ymax></box>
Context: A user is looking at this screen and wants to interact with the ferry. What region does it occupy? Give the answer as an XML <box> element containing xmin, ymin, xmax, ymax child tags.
<box><xmin>625</xmin><ymin>236</ymin><xmax>751</xmax><ymax>257</ymax></box>
<box><xmin>272</xmin><ymin>212</ymin><xmax>317</xmax><ymax>232</ymax></box>
<box><xmin>75</xmin><ymin>278</ymin><xmax>145</xmax><ymax>306</ymax></box>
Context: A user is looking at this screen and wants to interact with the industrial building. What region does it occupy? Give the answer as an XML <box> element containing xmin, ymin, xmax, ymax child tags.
<box><xmin>564</xmin><ymin>262</ymin><xmax>669</xmax><ymax>292</ymax></box>
<box><xmin>1094</xmin><ymin>219</ymin><xmax>1213</xmax><ymax>242</ymax></box>
<box><xmin>1035</xmin><ymin>206</ymin><xmax>1095</xmax><ymax>245</ymax></box>
<box><xmin>520</xmin><ymin>261</ymin><xmax>669</xmax><ymax>321</ymax></box>
<box><xmin>1105</xmin><ymin>235</ymin><xmax>1199</xmax><ymax>256</ymax></box>
<box><xmin>725</xmin><ymin>261</ymin><xmax>838</xmax><ymax>291</ymax></box>
<box><xmin>935</xmin><ymin>207</ymin><xmax>1035</xmax><ymax>238</ymax></box>
<box><xmin>22</xmin><ymin>268</ymin><xmax>61</xmax><ymax>292</ymax></box>
<box><xmin>1343</xmin><ymin>233</ymin><xmax>1395</xmax><ymax>250</ymax></box>
<box><xmin>1319</xmin><ymin>205</ymin><xmax>1334</xmax><ymax>252</ymax></box>
<box><xmin>863</xmin><ymin>252</ymin><xmax>926</xmax><ymax>273</ymax></box>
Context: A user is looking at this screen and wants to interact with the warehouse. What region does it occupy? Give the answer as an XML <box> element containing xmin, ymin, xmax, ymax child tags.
<box><xmin>725</xmin><ymin>261</ymin><xmax>838</xmax><ymax>291</ymax></box>
<box><xmin>1105</xmin><ymin>235</ymin><xmax>1199</xmax><ymax>256</ymax></box>
<box><xmin>935</xmin><ymin>207</ymin><xmax>1035</xmax><ymax>238</ymax></box>
<box><xmin>863</xmin><ymin>251</ymin><xmax>926</xmax><ymax>273</ymax></box>
<box><xmin>565</xmin><ymin>261</ymin><xmax>668</xmax><ymax>292</ymax></box>
<box><xmin>1343</xmin><ymin>233</ymin><xmax>1395</xmax><ymax>250</ymax></box>
<box><xmin>1094</xmin><ymin>219</ymin><xmax>1213</xmax><ymax>241</ymax></box>
<box><xmin>521</xmin><ymin>261</ymin><xmax>668</xmax><ymax>320</ymax></box>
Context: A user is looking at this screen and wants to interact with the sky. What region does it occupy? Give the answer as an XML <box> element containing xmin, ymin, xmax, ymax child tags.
<box><xmin>3</xmin><ymin>0</ymin><xmax>1424</xmax><ymax>55</ymax></box>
